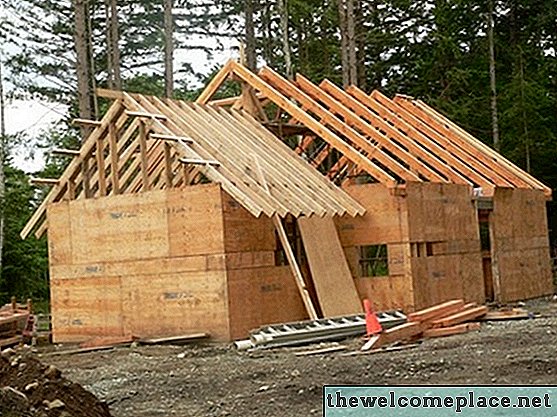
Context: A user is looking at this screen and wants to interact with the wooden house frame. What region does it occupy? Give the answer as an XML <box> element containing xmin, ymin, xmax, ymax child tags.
<box><xmin>21</xmin><ymin>60</ymin><xmax>553</xmax><ymax>343</ymax></box>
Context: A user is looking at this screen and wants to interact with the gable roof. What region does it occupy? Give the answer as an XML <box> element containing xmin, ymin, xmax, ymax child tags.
<box><xmin>198</xmin><ymin>60</ymin><xmax>551</xmax><ymax>199</ymax></box>
<box><xmin>21</xmin><ymin>92</ymin><xmax>365</xmax><ymax>239</ymax></box>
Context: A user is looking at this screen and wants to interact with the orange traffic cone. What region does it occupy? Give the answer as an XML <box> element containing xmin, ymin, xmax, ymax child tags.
<box><xmin>363</xmin><ymin>299</ymin><xmax>382</xmax><ymax>336</ymax></box>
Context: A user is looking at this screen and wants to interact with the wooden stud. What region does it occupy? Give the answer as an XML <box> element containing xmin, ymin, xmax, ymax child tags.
<box><xmin>163</xmin><ymin>143</ymin><xmax>173</xmax><ymax>188</ymax></box>
<box><xmin>108</xmin><ymin>123</ymin><xmax>120</xmax><ymax>194</ymax></box>
<box><xmin>138</xmin><ymin>121</ymin><xmax>151</xmax><ymax>191</ymax></box>
<box><xmin>96</xmin><ymin>88</ymin><xmax>125</xmax><ymax>100</ymax></box>
<box><xmin>96</xmin><ymin>137</ymin><xmax>107</xmax><ymax>196</ymax></box>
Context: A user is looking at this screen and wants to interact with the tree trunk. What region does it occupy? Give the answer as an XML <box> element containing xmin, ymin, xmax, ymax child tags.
<box><xmin>346</xmin><ymin>0</ymin><xmax>357</xmax><ymax>86</ymax></box>
<box><xmin>244</xmin><ymin>0</ymin><xmax>257</xmax><ymax>70</ymax></box>
<box><xmin>164</xmin><ymin>0</ymin><xmax>174</xmax><ymax>97</ymax></box>
<box><xmin>0</xmin><ymin>59</ymin><xmax>5</xmax><ymax>270</ymax></box>
<box><xmin>488</xmin><ymin>0</ymin><xmax>500</xmax><ymax>151</ymax></box>
<box><xmin>72</xmin><ymin>0</ymin><xmax>95</xmax><ymax>139</ymax></box>
<box><xmin>278</xmin><ymin>0</ymin><xmax>293</xmax><ymax>79</ymax></box>
<box><xmin>337</xmin><ymin>0</ymin><xmax>350</xmax><ymax>87</ymax></box>
<box><xmin>105</xmin><ymin>0</ymin><xmax>122</xmax><ymax>90</ymax></box>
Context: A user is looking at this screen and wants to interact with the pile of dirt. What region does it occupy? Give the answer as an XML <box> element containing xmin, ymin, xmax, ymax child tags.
<box><xmin>0</xmin><ymin>347</ymin><xmax>112</xmax><ymax>417</ymax></box>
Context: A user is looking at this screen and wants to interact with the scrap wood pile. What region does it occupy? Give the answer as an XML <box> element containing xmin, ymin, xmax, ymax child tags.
<box><xmin>0</xmin><ymin>297</ymin><xmax>35</xmax><ymax>349</ymax></box>
<box><xmin>362</xmin><ymin>299</ymin><xmax>488</xmax><ymax>352</ymax></box>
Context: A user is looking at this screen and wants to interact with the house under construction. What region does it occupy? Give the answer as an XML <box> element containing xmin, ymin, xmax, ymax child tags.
<box><xmin>21</xmin><ymin>60</ymin><xmax>553</xmax><ymax>342</ymax></box>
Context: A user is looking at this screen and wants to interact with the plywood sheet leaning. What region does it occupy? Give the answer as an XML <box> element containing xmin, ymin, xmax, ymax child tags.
<box><xmin>298</xmin><ymin>216</ymin><xmax>362</xmax><ymax>317</ymax></box>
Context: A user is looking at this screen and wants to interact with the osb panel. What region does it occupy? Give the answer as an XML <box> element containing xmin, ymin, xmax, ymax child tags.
<box><xmin>167</xmin><ymin>184</ymin><xmax>226</xmax><ymax>257</ymax></box>
<box><xmin>298</xmin><ymin>216</ymin><xmax>362</xmax><ymax>316</ymax></box>
<box><xmin>406</xmin><ymin>182</ymin><xmax>478</xmax><ymax>242</ymax></box>
<box><xmin>47</xmin><ymin>202</ymin><xmax>72</xmax><ymax>266</ymax></box>
<box><xmin>354</xmin><ymin>275</ymin><xmax>414</xmax><ymax>312</ymax></box>
<box><xmin>227</xmin><ymin>266</ymin><xmax>307</xmax><ymax>340</ymax></box>
<box><xmin>50</xmin><ymin>254</ymin><xmax>226</xmax><ymax>280</ymax></box>
<box><xmin>221</xmin><ymin>191</ymin><xmax>275</xmax><ymax>253</ymax></box>
<box><xmin>411</xmin><ymin>254</ymin><xmax>483</xmax><ymax>310</ymax></box>
<box><xmin>122</xmin><ymin>269</ymin><xmax>229</xmax><ymax>340</ymax></box>
<box><xmin>50</xmin><ymin>276</ymin><xmax>123</xmax><ymax>343</ymax></box>
<box><xmin>225</xmin><ymin>251</ymin><xmax>275</xmax><ymax>270</ymax></box>
<box><xmin>336</xmin><ymin>184</ymin><xmax>409</xmax><ymax>246</ymax></box>
<box><xmin>492</xmin><ymin>188</ymin><xmax>552</xmax><ymax>302</ymax></box>
<box><xmin>69</xmin><ymin>190</ymin><xmax>171</xmax><ymax>264</ymax></box>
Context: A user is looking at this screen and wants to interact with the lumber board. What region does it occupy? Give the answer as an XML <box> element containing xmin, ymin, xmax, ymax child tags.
<box><xmin>375</xmin><ymin>322</ymin><xmax>423</xmax><ymax>348</ymax></box>
<box><xmin>295</xmin><ymin>345</ymin><xmax>347</xmax><ymax>356</ymax></box>
<box><xmin>298</xmin><ymin>216</ymin><xmax>362</xmax><ymax>317</ymax></box>
<box><xmin>407</xmin><ymin>299</ymin><xmax>465</xmax><ymax>323</ymax></box>
<box><xmin>79</xmin><ymin>335</ymin><xmax>136</xmax><ymax>349</ymax></box>
<box><xmin>431</xmin><ymin>306</ymin><xmax>488</xmax><ymax>328</ymax></box>
<box><xmin>0</xmin><ymin>336</ymin><xmax>22</xmax><ymax>348</ymax></box>
<box><xmin>195</xmin><ymin>59</ymin><xmax>234</xmax><ymax>104</ymax></box>
<box><xmin>139</xmin><ymin>333</ymin><xmax>209</xmax><ymax>345</ymax></box>
<box><xmin>423</xmin><ymin>322</ymin><xmax>481</xmax><ymax>338</ymax></box>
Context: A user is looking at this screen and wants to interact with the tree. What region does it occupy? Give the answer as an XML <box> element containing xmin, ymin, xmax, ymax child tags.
<box><xmin>488</xmin><ymin>0</ymin><xmax>500</xmax><ymax>151</ymax></box>
<box><xmin>105</xmin><ymin>0</ymin><xmax>122</xmax><ymax>90</ymax></box>
<box><xmin>164</xmin><ymin>0</ymin><xmax>174</xmax><ymax>97</ymax></box>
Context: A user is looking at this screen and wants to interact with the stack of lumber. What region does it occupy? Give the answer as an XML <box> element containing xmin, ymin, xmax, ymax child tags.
<box><xmin>363</xmin><ymin>300</ymin><xmax>487</xmax><ymax>351</ymax></box>
<box><xmin>0</xmin><ymin>297</ymin><xmax>33</xmax><ymax>348</ymax></box>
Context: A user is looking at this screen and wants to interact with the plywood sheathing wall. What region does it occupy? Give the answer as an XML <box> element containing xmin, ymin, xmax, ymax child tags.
<box><xmin>491</xmin><ymin>188</ymin><xmax>553</xmax><ymax>302</ymax></box>
<box><xmin>221</xmin><ymin>192</ymin><xmax>308</xmax><ymax>340</ymax></box>
<box><xmin>406</xmin><ymin>183</ymin><xmax>484</xmax><ymax>310</ymax></box>
<box><xmin>335</xmin><ymin>183</ymin><xmax>414</xmax><ymax>311</ymax></box>
<box><xmin>48</xmin><ymin>185</ymin><xmax>231</xmax><ymax>343</ymax></box>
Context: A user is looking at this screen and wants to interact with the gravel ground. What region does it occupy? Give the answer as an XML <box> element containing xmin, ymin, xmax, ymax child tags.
<box><xmin>40</xmin><ymin>297</ymin><xmax>557</xmax><ymax>417</ymax></box>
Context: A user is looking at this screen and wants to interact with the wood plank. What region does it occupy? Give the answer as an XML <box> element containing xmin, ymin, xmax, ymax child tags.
<box><xmin>298</xmin><ymin>216</ymin><xmax>362</xmax><ymax>317</ymax></box>
<box><xmin>139</xmin><ymin>333</ymin><xmax>209</xmax><ymax>345</ymax></box>
<box><xmin>96</xmin><ymin>137</ymin><xmax>107</xmax><ymax>196</ymax></box>
<box><xmin>108</xmin><ymin>122</ymin><xmax>120</xmax><ymax>194</ymax></box>
<box><xmin>79</xmin><ymin>335</ymin><xmax>136</xmax><ymax>349</ymax></box>
<box><xmin>295</xmin><ymin>345</ymin><xmax>347</xmax><ymax>356</ymax></box>
<box><xmin>431</xmin><ymin>306</ymin><xmax>488</xmax><ymax>328</ymax></box>
<box><xmin>375</xmin><ymin>322</ymin><xmax>423</xmax><ymax>347</ymax></box>
<box><xmin>407</xmin><ymin>299</ymin><xmax>465</xmax><ymax>323</ymax></box>
<box><xmin>423</xmin><ymin>322</ymin><xmax>481</xmax><ymax>338</ymax></box>
<box><xmin>138</xmin><ymin>121</ymin><xmax>151</xmax><ymax>191</ymax></box>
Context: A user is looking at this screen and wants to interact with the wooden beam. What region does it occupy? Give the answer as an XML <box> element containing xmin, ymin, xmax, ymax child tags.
<box><xmin>108</xmin><ymin>123</ymin><xmax>120</xmax><ymax>194</ymax></box>
<box><xmin>51</xmin><ymin>148</ymin><xmax>80</xmax><ymax>157</ymax></box>
<box><xmin>138</xmin><ymin>121</ymin><xmax>151</xmax><ymax>191</ymax></box>
<box><xmin>407</xmin><ymin>299</ymin><xmax>465</xmax><ymax>323</ymax></box>
<box><xmin>431</xmin><ymin>306</ymin><xmax>489</xmax><ymax>328</ymax></box>
<box><xmin>126</xmin><ymin>110</ymin><xmax>168</xmax><ymax>120</ymax></box>
<box><xmin>30</xmin><ymin>177</ymin><xmax>59</xmax><ymax>186</ymax></box>
<box><xmin>196</xmin><ymin>59</ymin><xmax>235</xmax><ymax>104</ymax></box>
<box><xmin>208</xmin><ymin>96</ymin><xmax>241</xmax><ymax>106</ymax></box>
<box><xmin>96</xmin><ymin>88</ymin><xmax>125</xmax><ymax>100</ymax></box>
<box><xmin>179</xmin><ymin>158</ymin><xmax>220</xmax><ymax>167</ymax></box>
<box><xmin>96</xmin><ymin>137</ymin><xmax>107</xmax><ymax>196</ymax></box>
<box><xmin>72</xmin><ymin>118</ymin><xmax>102</xmax><ymax>127</ymax></box>
<box><xmin>227</xmin><ymin>62</ymin><xmax>398</xmax><ymax>187</ymax></box>
<box><xmin>163</xmin><ymin>143</ymin><xmax>173</xmax><ymax>188</ymax></box>
<box><xmin>149</xmin><ymin>133</ymin><xmax>194</xmax><ymax>143</ymax></box>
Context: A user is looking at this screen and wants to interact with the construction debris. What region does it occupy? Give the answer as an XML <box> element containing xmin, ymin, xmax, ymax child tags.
<box><xmin>480</xmin><ymin>308</ymin><xmax>533</xmax><ymax>321</ymax></box>
<box><xmin>0</xmin><ymin>297</ymin><xmax>34</xmax><ymax>349</ymax></box>
<box><xmin>138</xmin><ymin>333</ymin><xmax>210</xmax><ymax>346</ymax></box>
<box><xmin>239</xmin><ymin>311</ymin><xmax>406</xmax><ymax>350</ymax></box>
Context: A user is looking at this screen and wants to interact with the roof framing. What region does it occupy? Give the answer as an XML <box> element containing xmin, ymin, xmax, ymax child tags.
<box><xmin>199</xmin><ymin>59</ymin><xmax>551</xmax><ymax>199</ymax></box>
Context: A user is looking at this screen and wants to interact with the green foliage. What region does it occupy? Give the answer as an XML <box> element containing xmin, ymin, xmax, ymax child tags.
<box><xmin>0</xmin><ymin>163</ymin><xmax>49</xmax><ymax>304</ymax></box>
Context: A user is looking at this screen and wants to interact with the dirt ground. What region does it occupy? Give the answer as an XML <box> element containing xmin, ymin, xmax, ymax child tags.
<box><xmin>39</xmin><ymin>297</ymin><xmax>557</xmax><ymax>417</ymax></box>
